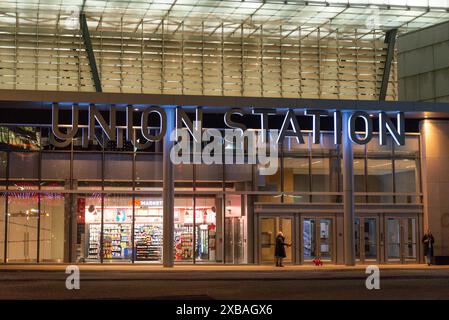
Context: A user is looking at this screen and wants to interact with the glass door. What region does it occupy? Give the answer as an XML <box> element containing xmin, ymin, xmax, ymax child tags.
<box><xmin>259</xmin><ymin>216</ymin><xmax>294</xmax><ymax>264</ymax></box>
<box><xmin>385</xmin><ymin>216</ymin><xmax>418</xmax><ymax>263</ymax></box>
<box><xmin>355</xmin><ymin>217</ymin><xmax>378</xmax><ymax>263</ymax></box>
<box><xmin>303</xmin><ymin>217</ymin><xmax>334</xmax><ymax>262</ymax></box>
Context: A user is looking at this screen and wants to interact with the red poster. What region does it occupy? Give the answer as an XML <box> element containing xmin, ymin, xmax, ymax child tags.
<box><xmin>77</xmin><ymin>198</ymin><xmax>86</xmax><ymax>224</ymax></box>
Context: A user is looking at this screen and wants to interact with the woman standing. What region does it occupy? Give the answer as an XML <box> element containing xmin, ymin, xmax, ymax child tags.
<box><xmin>275</xmin><ymin>231</ymin><xmax>290</xmax><ymax>267</ymax></box>
<box><xmin>422</xmin><ymin>229</ymin><xmax>435</xmax><ymax>266</ymax></box>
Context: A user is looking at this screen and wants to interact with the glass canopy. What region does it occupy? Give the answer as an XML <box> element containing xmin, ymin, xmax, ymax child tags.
<box><xmin>0</xmin><ymin>0</ymin><xmax>448</xmax><ymax>37</ymax></box>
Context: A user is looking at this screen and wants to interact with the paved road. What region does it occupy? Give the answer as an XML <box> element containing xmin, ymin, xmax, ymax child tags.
<box><xmin>1</xmin><ymin>267</ymin><xmax>448</xmax><ymax>299</ymax></box>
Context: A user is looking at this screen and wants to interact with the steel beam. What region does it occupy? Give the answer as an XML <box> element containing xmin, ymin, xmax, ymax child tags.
<box><xmin>80</xmin><ymin>13</ymin><xmax>102</xmax><ymax>92</ymax></box>
<box><xmin>379</xmin><ymin>29</ymin><xmax>397</xmax><ymax>101</ymax></box>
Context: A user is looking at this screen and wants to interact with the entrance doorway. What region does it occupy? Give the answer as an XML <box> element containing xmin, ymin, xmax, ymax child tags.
<box><xmin>259</xmin><ymin>216</ymin><xmax>294</xmax><ymax>264</ymax></box>
<box><xmin>385</xmin><ymin>216</ymin><xmax>418</xmax><ymax>263</ymax></box>
<box><xmin>302</xmin><ymin>217</ymin><xmax>335</xmax><ymax>263</ymax></box>
<box><xmin>355</xmin><ymin>217</ymin><xmax>378</xmax><ymax>263</ymax></box>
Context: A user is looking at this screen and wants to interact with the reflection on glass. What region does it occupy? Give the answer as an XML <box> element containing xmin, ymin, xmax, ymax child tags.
<box><xmin>303</xmin><ymin>218</ymin><xmax>316</xmax><ymax>260</ymax></box>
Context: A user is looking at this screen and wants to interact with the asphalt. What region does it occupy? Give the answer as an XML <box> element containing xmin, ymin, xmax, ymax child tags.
<box><xmin>0</xmin><ymin>264</ymin><xmax>448</xmax><ymax>300</ymax></box>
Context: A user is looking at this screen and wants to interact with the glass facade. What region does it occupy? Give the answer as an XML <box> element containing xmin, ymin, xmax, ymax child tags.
<box><xmin>0</xmin><ymin>126</ymin><xmax>422</xmax><ymax>264</ymax></box>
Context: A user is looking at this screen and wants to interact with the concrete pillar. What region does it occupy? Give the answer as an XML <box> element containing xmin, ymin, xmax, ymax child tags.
<box><xmin>163</xmin><ymin>107</ymin><xmax>175</xmax><ymax>267</ymax></box>
<box><xmin>342</xmin><ymin>112</ymin><xmax>355</xmax><ymax>266</ymax></box>
<box><xmin>420</xmin><ymin>120</ymin><xmax>449</xmax><ymax>259</ymax></box>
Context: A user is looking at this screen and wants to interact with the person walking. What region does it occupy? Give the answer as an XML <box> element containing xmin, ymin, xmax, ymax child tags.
<box><xmin>422</xmin><ymin>229</ymin><xmax>435</xmax><ymax>266</ymax></box>
<box><xmin>275</xmin><ymin>231</ymin><xmax>291</xmax><ymax>267</ymax></box>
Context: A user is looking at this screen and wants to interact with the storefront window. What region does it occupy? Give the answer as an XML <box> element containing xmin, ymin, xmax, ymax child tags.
<box><xmin>367</xmin><ymin>158</ymin><xmax>393</xmax><ymax>203</ymax></box>
<box><xmin>134</xmin><ymin>196</ymin><xmax>163</xmax><ymax>262</ymax></box>
<box><xmin>82</xmin><ymin>194</ymin><xmax>102</xmax><ymax>262</ymax></box>
<box><xmin>174</xmin><ymin>197</ymin><xmax>194</xmax><ymax>262</ymax></box>
<box><xmin>102</xmin><ymin>194</ymin><xmax>133</xmax><ymax>261</ymax></box>
<box><xmin>39</xmin><ymin>193</ymin><xmax>65</xmax><ymax>262</ymax></box>
<box><xmin>7</xmin><ymin>192</ymin><xmax>39</xmax><ymax>262</ymax></box>
<box><xmin>195</xmin><ymin>197</ymin><xmax>217</xmax><ymax>263</ymax></box>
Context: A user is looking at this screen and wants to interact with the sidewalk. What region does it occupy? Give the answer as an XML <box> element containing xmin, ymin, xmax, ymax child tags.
<box><xmin>1</xmin><ymin>263</ymin><xmax>448</xmax><ymax>272</ymax></box>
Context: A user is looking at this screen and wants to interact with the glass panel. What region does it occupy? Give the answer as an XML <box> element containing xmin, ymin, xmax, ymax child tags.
<box><xmin>134</xmin><ymin>196</ymin><xmax>163</xmax><ymax>262</ymax></box>
<box><xmin>104</xmin><ymin>153</ymin><xmax>133</xmax><ymax>190</ymax></box>
<box><xmin>41</xmin><ymin>152</ymin><xmax>70</xmax><ymax>182</ymax></box>
<box><xmin>73</xmin><ymin>153</ymin><xmax>102</xmax><ymax>182</ymax></box>
<box><xmin>260</xmin><ymin>217</ymin><xmax>275</xmax><ymax>263</ymax></box>
<box><xmin>102</xmin><ymin>195</ymin><xmax>133</xmax><ymax>261</ymax></box>
<box><xmin>367</xmin><ymin>158</ymin><xmax>393</xmax><ymax>203</ymax></box>
<box><xmin>195</xmin><ymin>164</ymin><xmax>223</xmax><ymax>191</ymax></box>
<box><xmin>303</xmin><ymin>218</ymin><xmax>316</xmax><ymax>260</ymax></box>
<box><xmin>404</xmin><ymin>218</ymin><xmax>417</xmax><ymax>261</ymax></box>
<box><xmin>353</xmin><ymin>158</ymin><xmax>366</xmax><ymax>202</ymax></box>
<box><xmin>7</xmin><ymin>192</ymin><xmax>39</xmax><ymax>262</ymax></box>
<box><xmin>395</xmin><ymin>159</ymin><xmax>419</xmax><ymax>203</ymax></box>
<box><xmin>394</xmin><ymin>135</ymin><xmax>420</xmax><ymax>157</ymax></box>
<box><xmin>195</xmin><ymin>197</ymin><xmax>217</xmax><ymax>263</ymax></box>
<box><xmin>174</xmin><ymin>164</ymin><xmax>194</xmax><ymax>191</ymax></box>
<box><xmin>364</xmin><ymin>218</ymin><xmax>377</xmax><ymax>260</ymax></box>
<box><xmin>311</xmin><ymin>157</ymin><xmax>339</xmax><ymax>202</ymax></box>
<box><xmin>280</xmin><ymin>218</ymin><xmax>292</xmax><ymax>263</ymax></box>
<box><xmin>225</xmin><ymin>195</ymin><xmax>246</xmax><ymax>264</ymax></box>
<box><xmin>283</xmin><ymin>157</ymin><xmax>309</xmax><ymax>203</ymax></box>
<box><xmin>83</xmin><ymin>194</ymin><xmax>102</xmax><ymax>262</ymax></box>
<box><xmin>319</xmin><ymin>219</ymin><xmax>333</xmax><ymax>260</ymax></box>
<box><xmin>386</xmin><ymin>218</ymin><xmax>401</xmax><ymax>261</ymax></box>
<box><xmin>174</xmin><ymin>197</ymin><xmax>194</xmax><ymax>262</ymax></box>
<box><xmin>225</xmin><ymin>163</ymin><xmax>253</xmax><ymax>191</ymax></box>
<box><xmin>135</xmin><ymin>153</ymin><xmax>163</xmax><ymax>191</ymax></box>
<box><xmin>9</xmin><ymin>152</ymin><xmax>39</xmax><ymax>180</ymax></box>
<box><xmin>39</xmin><ymin>193</ymin><xmax>65</xmax><ymax>262</ymax></box>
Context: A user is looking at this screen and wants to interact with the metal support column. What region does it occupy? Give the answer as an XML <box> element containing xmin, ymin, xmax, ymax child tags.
<box><xmin>379</xmin><ymin>29</ymin><xmax>397</xmax><ymax>101</ymax></box>
<box><xmin>80</xmin><ymin>13</ymin><xmax>102</xmax><ymax>92</ymax></box>
<box><xmin>162</xmin><ymin>107</ymin><xmax>175</xmax><ymax>267</ymax></box>
<box><xmin>342</xmin><ymin>111</ymin><xmax>355</xmax><ymax>266</ymax></box>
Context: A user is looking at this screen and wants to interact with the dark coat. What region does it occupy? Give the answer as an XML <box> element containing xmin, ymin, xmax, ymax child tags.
<box><xmin>422</xmin><ymin>233</ymin><xmax>435</xmax><ymax>256</ymax></box>
<box><xmin>275</xmin><ymin>235</ymin><xmax>287</xmax><ymax>258</ymax></box>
